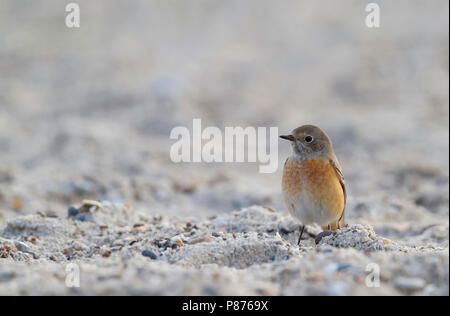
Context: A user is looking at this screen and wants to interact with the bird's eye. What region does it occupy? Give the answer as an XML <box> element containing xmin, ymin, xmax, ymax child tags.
<box><xmin>304</xmin><ymin>135</ymin><xmax>313</xmax><ymax>143</ymax></box>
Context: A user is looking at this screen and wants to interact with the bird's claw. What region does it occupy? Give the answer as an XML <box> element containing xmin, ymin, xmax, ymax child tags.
<box><xmin>315</xmin><ymin>230</ymin><xmax>332</xmax><ymax>245</ymax></box>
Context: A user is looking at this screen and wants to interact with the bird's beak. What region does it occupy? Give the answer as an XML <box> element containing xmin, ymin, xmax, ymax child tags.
<box><xmin>280</xmin><ymin>135</ymin><xmax>295</xmax><ymax>141</ymax></box>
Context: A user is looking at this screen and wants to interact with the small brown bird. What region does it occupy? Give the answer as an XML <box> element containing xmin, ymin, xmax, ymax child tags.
<box><xmin>280</xmin><ymin>125</ymin><xmax>346</xmax><ymax>245</ymax></box>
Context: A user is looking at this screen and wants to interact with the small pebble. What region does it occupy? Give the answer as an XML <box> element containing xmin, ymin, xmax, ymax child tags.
<box><xmin>75</xmin><ymin>214</ymin><xmax>86</xmax><ymax>222</ymax></box>
<box><xmin>11</xmin><ymin>198</ymin><xmax>23</xmax><ymax>210</ymax></box>
<box><xmin>278</xmin><ymin>227</ymin><xmax>290</xmax><ymax>234</ymax></box>
<box><xmin>336</xmin><ymin>263</ymin><xmax>352</xmax><ymax>272</ymax></box>
<box><xmin>142</xmin><ymin>250</ymin><xmax>158</xmax><ymax>260</ymax></box>
<box><xmin>68</xmin><ymin>206</ymin><xmax>79</xmax><ymax>218</ymax></box>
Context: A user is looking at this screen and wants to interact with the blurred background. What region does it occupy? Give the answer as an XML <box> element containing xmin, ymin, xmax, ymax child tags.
<box><xmin>0</xmin><ymin>1</ymin><xmax>448</xmax><ymax>238</ymax></box>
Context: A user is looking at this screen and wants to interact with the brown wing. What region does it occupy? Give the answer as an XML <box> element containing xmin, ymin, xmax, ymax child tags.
<box><xmin>330</xmin><ymin>159</ymin><xmax>346</xmax><ymax>229</ymax></box>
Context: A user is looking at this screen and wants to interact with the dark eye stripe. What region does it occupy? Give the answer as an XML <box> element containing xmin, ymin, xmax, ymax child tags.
<box><xmin>305</xmin><ymin>135</ymin><xmax>313</xmax><ymax>143</ymax></box>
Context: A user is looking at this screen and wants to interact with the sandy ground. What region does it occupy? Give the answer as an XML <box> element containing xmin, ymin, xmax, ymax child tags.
<box><xmin>0</xmin><ymin>1</ymin><xmax>449</xmax><ymax>295</ymax></box>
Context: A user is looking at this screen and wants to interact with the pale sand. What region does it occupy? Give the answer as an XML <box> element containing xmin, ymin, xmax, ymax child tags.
<box><xmin>0</xmin><ymin>1</ymin><xmax>448</xmax><ymax>295</ymax></box>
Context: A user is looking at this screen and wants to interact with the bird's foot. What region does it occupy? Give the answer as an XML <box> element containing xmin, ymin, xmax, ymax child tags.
<box><xmin>315</xmin><ymin>230</ymin><xmax>333</xmax><ymax>245</ymax></box>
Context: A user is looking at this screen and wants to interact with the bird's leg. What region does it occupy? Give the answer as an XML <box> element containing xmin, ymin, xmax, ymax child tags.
<box><xmin>297</xmin><ymin>225</ymin><xmax>305</xmax><ymax>246</ymax></box>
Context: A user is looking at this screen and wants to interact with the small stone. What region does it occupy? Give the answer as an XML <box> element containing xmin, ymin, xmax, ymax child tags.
<box><xmin>14</xmin><ymin>241</ymin><xmax>31</xmax><ymax>253</ymax></box>
<box><xmin>142</xmin><ymin>250</ymin><xmax>158</xmax><ymax>260</ymax></box>
<box><xmin>14</xmin><ymin>241</ymin><xmax>39</xmax><ymax>259</ymax></box>
<box><xmin>279</xmin><ymin>227</ymin><xmax>290</xmax><ymax>234</ymax></box>
<box><xmin>175</xmin><ymin>239</ymin><xmax>184</xmax><ymax>245</ymax></box>
<box><xmin>73</xmin><ymin>212</ymin><xmax>95</xmax><ymax>223</ymax></box>
<box><xmin>75</xmin><ymin>214</ymin><xmax>86</xmax><ymax>222</ymax></box>
<box><xmin>160</xmin><ymin>239</ymin><xmax>171</xmax><ymax>249</ymax></box>
<box><xmin>336</xmin><ymin>263</ymin><xmax>352</xmax><ymax>272</ymax></box>
<box><xmin>68</xmin><ymin>206</ymin><xmax>79</xmax><ymax>218</ymax></box>
<box><xmin>11</xmin><ymin>198</ymin><xmax>23</xmax><ymax>210</ymax></box>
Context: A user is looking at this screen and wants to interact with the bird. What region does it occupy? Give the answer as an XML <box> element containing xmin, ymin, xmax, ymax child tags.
<box><xmin>280</xmin><ymin>125</ymin><xmax>346</xmax><ymax>246</ymax></box>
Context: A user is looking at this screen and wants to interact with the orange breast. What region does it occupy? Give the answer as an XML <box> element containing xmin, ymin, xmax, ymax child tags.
<box><xmin>282</xmin><ymin>157</ymin><xmax>344</xmax><ymax>225</ymax></box>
